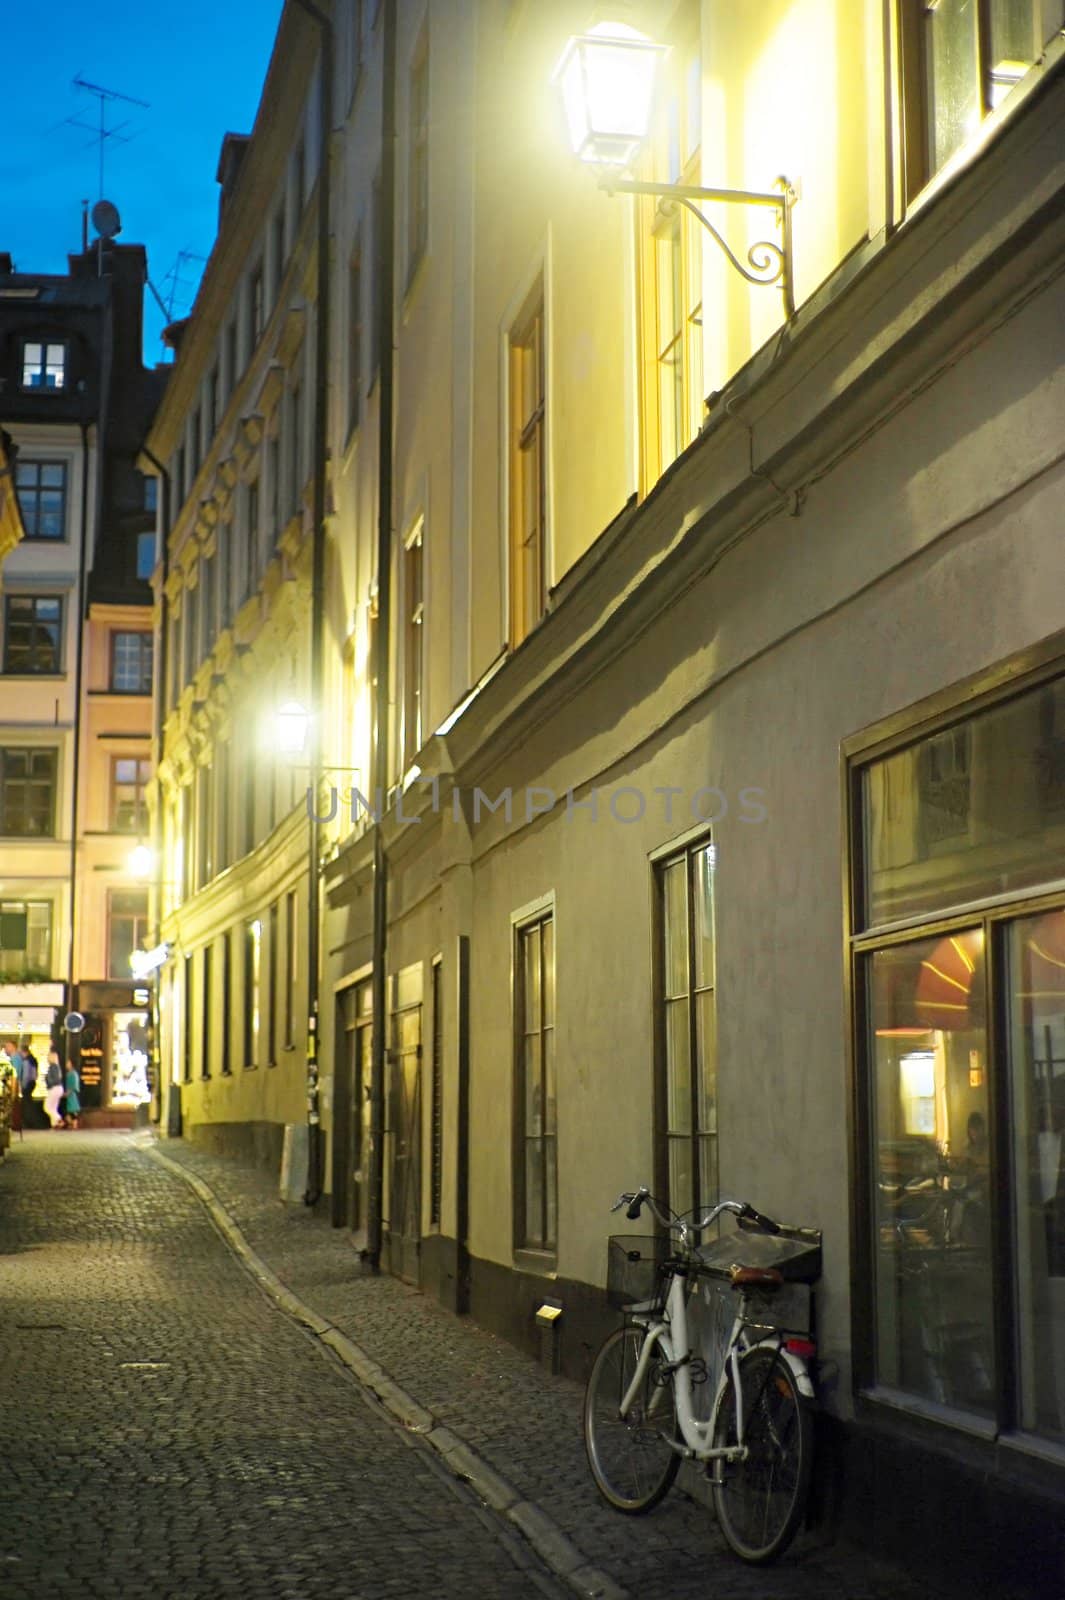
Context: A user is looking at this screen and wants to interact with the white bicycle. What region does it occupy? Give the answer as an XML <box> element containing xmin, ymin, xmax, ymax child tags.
<box><xmin>584</xmin><ymin>1186</ymin><xmax>821</xmax><ymax>1565</ymax></box>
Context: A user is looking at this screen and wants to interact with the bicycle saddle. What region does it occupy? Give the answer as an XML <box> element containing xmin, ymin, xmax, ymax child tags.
<box><xmin>729</xmin><ymin>1265</ymin><xmax>784</xmax><ymax>1290</ymax></box>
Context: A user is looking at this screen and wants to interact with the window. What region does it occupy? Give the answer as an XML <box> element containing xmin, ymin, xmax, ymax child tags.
<box><xmin>852</xmin><ymin>660</ymin><xmax>1065</xmax><ymax>1438</ymax></box>
<box><xmin>515</xmin><ymin>908</ymin><xmax>556</xmax><ymax>1253</ymax></box>
<box><xmin>15</xmin><ymin>460</ymin><xmax>67</xmax><ymax>540</ymax></box>
<box><xmin>268</xmin><ymin>434</ymin><xmax>281</xmax><ymax>545</ymax></box>
<box><xmin>293</xmin><ymin>139</ymin><xmax>306</xmax><ymax>222</ymax></box>
<box><xmin>174</xmin><ymin>447</ymin><xmax>187</xmax><ymax>516</ymax></box>
<box><xmin>111</xmin><ymin>756</ymin><xmax>151</xmax><ymax>833</ymax></box>
<box><xmin>140</xmin><ymin>473</ymin><xmax>158</xmax><ymax>514</ymax></box>
<box><xmin>369</xmin><ymin>176</ymin><xmax>383</xmax><ymax>383</ymax></box>
<box><xmin>430</xmin><ymin>957</ymin><xmax>443</xmax><ymax>1228</ymax></box>
<box><xmin>272</xmin><ymin>209</ymin><xmax>286</xmax><ymax>303</ymax></box>
<box><xmin>183</xmin><ymin>954</ymin><xmax>193</xmax><ymax>1083</ymax></box>
<box><xmin>284</xmin><ymin>890</ymin><xmax>297</xmax><ymax>1049</ymax></box>
<box><xmin>0</xmin><ymin>748</ymin><xmax>56</xmax><ymax>837</ymax></box>
<box><xmin>638</xmin><ymin>37</ymin><xmax>703</xmax><ymax>486</ymax></box>
<box><xmin>250</xmin><ymin>262</ymin><xmax>265</xmax><ymax>347</ymax></box>
<box><xmin>656</xmin><ymin>837</ymin><xmax>717</xmax><ymax>1221</ymax></box>
<box><xmin>108</xmin><ymin>890</ymin><xmax>148</xmax><ymax>980</ymax></box>
<box><xmin>111</xmin><ymin>631</ymin><xmax>153</xmax><ymax>694</ymax></box>
<box><xmin>508</xmin><ymin>291</ymin><xmax>547</xmax><ymax>646</ymax></box>
<box><xmin>407</xmin><ymin>26</ymin><xmax>429</xmax><ymax>281</ymax></box>
<box><xmin>136</xmin><ymin>531</ymin><xmax>156</xmax><ymax>581</ymax></box>
<box><xmin>402</xmin><ymin>522</ymin><xmax>424</xmax><ymax>772</ymax></box>
<box><xmin>900</xmin><ymin>1</ymin><xmax>1045</xmax><ymax>199</ymax></box>
<box><xmin>226</xmin><ymin>320</ymin><xmax>238</xmax><ymax>398</ymax></box>
<box><xmin>244</xmin><ymin>919</ymin><xmax>261</xmax><ymax>1068</ymax></box>
<box><xmin>3</xmin><ymin>595</ymin><xmax>62</xmax><ymax>674</ymax></box>
<box><xmin>221</xmin><ymin>930</ymin><xmax>232</xmax><ymax>1074</ymax></box>
<box><xmin>21</xmin><ymin>340</ymin><xmax>66</xmax><ymax>390</ymax></box>
<box><xmin>0</xmin><ymin>900</ymin><xmax>52</xmax><ymax>978</ymax></box>
<box><xmin>201</xmin><ymin>943</ymin><xmax>213</xmax><ymax>1078</ymax></box>
<box><xmin>267</xmin><ymin>900</ymin><xmax>279</xmax><ymax>1064</ymax></box>
<box><xmin>190</xmin><ymin>408</ymin><xmax>202</xmax><ymax>480</ymax></box>
<box><xmin>348</xmin><ymin>235</ymin><xmax>363</xmax><ymax>435</ymax></box>
<box><xmin>206</xmin><ymin>366</ymin><xmax>219</xmax><ymax>440</ymax></box>
<box><xmin>245</xmin><ymin>479</ymin><xmax>260</xmax><ymax>599</ymax></box>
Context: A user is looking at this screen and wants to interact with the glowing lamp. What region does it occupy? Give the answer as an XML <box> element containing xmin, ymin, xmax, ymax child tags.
<box><xmin>277</xmin><ymin>699</ymin><xmax>310</xmax><ymax>756</ymax></box>
<box><xmin>553</xmin><ymin>21</ymin><xmax>666</xmax><ymax>167</ymax></box>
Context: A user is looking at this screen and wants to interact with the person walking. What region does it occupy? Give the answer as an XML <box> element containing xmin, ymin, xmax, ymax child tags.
<box><xmin>13</xmin><ymin>1042</ymin><xmax>37</xmax><ymax>1128</ymax></box>
<box><xmin>63</xmin><ymin>1060</ymin><xmax>81</xmax><ymax>1130</ymax></box>
<box><xmin>43</xmin><ymin>1047</ymin><xmax>65</xmax><ymax>1129</ymax></box>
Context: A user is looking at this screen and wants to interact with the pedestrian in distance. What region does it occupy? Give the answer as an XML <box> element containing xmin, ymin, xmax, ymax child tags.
<box><xmin>63</xmin><ymin>1060</ymin><xmax>81</xmax><ymax>1130</ymax></box>
<box><xmin>12</xmin><ymin>1041</ymin><xmax>37</xmax><ymax>1127</ymax></box>
<box><xmin>44</xmin><ymin>1047</ymin><xmax>65</xmax><ymax>1129</ymax></box>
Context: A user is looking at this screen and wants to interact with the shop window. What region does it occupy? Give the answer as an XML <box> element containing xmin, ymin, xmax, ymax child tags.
<box><xmin>284</xmin><ymin>890</ymin><xmax>297</xmax><ymax>1049</ymax></box>
<box><xmin>656</xmin><ymin>836</ymin><xmax>717</xmax><ymax>1222</ymax></box>
<box><xmin>111</xmin><ymin>756</ymin><xmax>151</xmax><ymax>833</ymax></box>
<box><xmin>15</xmin><ymin>460</ymin><xmax>67</xmax><ymax>540</ymax></box>
<box><xmin>508</xmin><ymin>288</ymin><xmax>547</xmax><ymax>648</ymax></box>
<box><xmin>244</xmin><ymin>918</ymin><xmax>262</xmax><ymax>1069</ymax></box>
<box><xmin>0</xmin><ymin>900</ymin><xmax>52</xmax><ymax>978</ymax></box>
<box><xmin>514</xmin><ymin>905</ymin><xmax>556</xmax><ymax>1254</ymax></box>
<box><xmin>0</xmin><ymin>747</ymin><xmax>56</xmax><ymax>837</ymax></box>
<box><xmin>107</xmin><ymin>889</ymin><xmax>148</xmax><ymax>980</ymax></box>
<box><xmin>852</xmin><ymin>659</ymin><xmax>1065</xmax><ymax>1439</ymax></box>
<box><xmin>3</xmin><ymin>595</ymin><xmax>62</xmax><ymax>674</ymax></box>
<box><xmin>221</xmin><ymin>931</ymin><xmax>232</xmax><ymax>1075</ymax></box>
<box><xmin>21</xmin><ymin>340</ymin><xmax>66</xmax><ymax>390</ymax></box>
<box><xmin>201</xmin><ymin>943</ymin><xmax>213</xmax><ymax>1079</ymax></box>
<box><xmin>899</xmin><ymin>1</ymin><xmax>1048</xmax><ymax>202</ymax></box>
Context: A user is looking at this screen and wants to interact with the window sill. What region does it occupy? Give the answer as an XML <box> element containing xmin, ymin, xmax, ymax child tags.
<box><xmin>857</xmin><ymin>1384</ymin><xmax>997</xmax><ymax>1444</ymax></box>
<box><xmin>513</xmin><ymin>1247</ymin><xmax>558</xmax><ymax>1278</ymax></box>
<box><xmin>1</xmin><ymin>671</ymin><xmax>64</xmax><ymax>679</ymax></box>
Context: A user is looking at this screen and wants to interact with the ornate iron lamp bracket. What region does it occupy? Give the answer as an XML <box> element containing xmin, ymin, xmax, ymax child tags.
<box><xmin>600</xmin><ymin>174</ymin><xmax>796</xmax><ymax>320</ymax></box>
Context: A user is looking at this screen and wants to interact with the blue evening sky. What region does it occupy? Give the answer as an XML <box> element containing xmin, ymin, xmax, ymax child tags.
<box><xmin>1</xmin><ymin>0</ymin><xmax>283</xmax><ymax>365</ymax></box>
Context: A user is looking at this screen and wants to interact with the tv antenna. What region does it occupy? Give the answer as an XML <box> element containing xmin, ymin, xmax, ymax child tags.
<box><xmin>69</xmin><ymin>74</ymin><xmax>150</xmax><ymax>201</ymax></box>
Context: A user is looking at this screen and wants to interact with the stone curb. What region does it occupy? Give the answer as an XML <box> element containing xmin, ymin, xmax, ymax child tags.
<box><xmin>144</xmin><ymin>1139</ymin><xmax>630</xmax><ymax>1600</ymax></box>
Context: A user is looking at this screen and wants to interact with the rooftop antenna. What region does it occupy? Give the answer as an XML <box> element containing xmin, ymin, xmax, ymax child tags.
<box><xmin>70</xmin><ymin>73</ymin><xmax>149</xmax><ymax>203</ymax></box>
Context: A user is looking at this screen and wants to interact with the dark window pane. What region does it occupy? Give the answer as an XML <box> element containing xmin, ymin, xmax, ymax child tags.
<box><xmin>863</xmin><ymin>675</ymin><xmax>1065</xmax><ymax>927</ymax></box>
<box><xmin>925</xmin><ymin>0</ymin><xmax>981</xmax><ymax>173</ymax></box>
<box><xmin>1006</xmin><ymin>909</ymin><xmax>1065</xmax><ymax>1443</ymax></box>
<box><xmin>868</xmin><ymin>930</ymin><xmax>994</xmax><ymax>1416</ymax></box>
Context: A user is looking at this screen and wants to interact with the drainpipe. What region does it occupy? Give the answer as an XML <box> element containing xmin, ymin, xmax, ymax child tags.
<box><xmin>366</xmin><ymin>0</ymin><xmax>397</xmax><ymax>1274</ymax></box>
<box><xmin>292</xmin><ymin>0</ymin><xmax>333</xmax><ymax>1206</ymax></box>
<box><xmin>66</xmin><ymin>418</ymin><xmax>92</xmax><ymax>1063</ymax></box>
<box><xmin>140</xmin><ymin>444</ymin><xmax>170</xmax><ymax>1126</ymax></box>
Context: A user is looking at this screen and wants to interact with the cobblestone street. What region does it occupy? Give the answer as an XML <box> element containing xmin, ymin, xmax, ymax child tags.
<box><xmin>0</xmin><ymin>1131</ymin><xmax>980</xmax><ymax>1599</ymax></box>
<box><xmin>0</xmin><ymin>1133</ymin><xmax>564</xmax><ymax>1600</ymax></box>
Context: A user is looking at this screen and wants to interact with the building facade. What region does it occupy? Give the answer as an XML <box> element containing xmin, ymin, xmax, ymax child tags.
<box><xmin>150</xmin><ymin>2</ymin><xmax>1065</xmax><ymax>1585</ymax></box>
<box><xmin>0</xmin><ymin>238</ymin><xmax>162</xmax><ymax>1115</ymax></box>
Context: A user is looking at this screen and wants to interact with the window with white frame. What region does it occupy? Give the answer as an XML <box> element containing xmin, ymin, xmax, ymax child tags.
<box><xmin>0</xmin><ymin>900</ymin><xmax>52</xmax><ymax>977</ymax></box>
<box><xmin>111</xmin><ymin>631</ymin><xmax>153</xmax><ymax>694</ymax></box>
<box><xmin>15</xmin><ymin>460</ymin><xmax>67</xmax><ymax>540</ymax></box>
<box><xmin>21</xmin><ymin>340</ymin><xmax>66</xmax><ymax>391</ymax></box>
<box><xmin>3</xmin><ymin>595</ymin><xmax>62</xmax><ymax>674</ymax></box>
<box><xmin>110</xmin><ymin>756</ymin><xmax>151</xmax><ymax>833</ymax></box>
<box><xmin>514</xmin><ymin>905</ymin><xmax>556</xmax><ymax>1254</ymax></box>
<box><xmin>401</xmin><ymin>521</ymin><xmax>424</xmax><ymax>773</ymax></box>
<box><xmin>508</xmin><ymin>286</ymin><xmax>547</xmax><ymax>647</ymax></box>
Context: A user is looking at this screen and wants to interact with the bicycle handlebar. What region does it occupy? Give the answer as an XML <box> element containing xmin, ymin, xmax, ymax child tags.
<box><xmin>612</xmin><ymin>1186</ymin><xmax>782</xmax><ymax>1240</ymax></box>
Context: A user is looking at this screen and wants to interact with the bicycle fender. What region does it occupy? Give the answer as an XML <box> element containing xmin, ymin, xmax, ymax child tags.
<box><xmin>750</xmin><ymin>1338</ymin><xmax>815</xmax><ymax>1400</ymax></box>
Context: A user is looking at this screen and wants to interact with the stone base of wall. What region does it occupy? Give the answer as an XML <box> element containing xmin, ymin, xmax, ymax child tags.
<box><xmin>183</xmin><ymin>1119</ymin><xmax>286</xmax><ymax>1180</ymax></box>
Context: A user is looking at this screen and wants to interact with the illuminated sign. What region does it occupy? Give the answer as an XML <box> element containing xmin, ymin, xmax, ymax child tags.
<box><xmin>130</xmin><ymin>943</ymin><xmax>170</xmax><ymax>980</ymax></box>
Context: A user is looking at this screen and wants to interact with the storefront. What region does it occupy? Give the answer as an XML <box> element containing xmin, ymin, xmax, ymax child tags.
<box><xmin>0</xmin><ymin>981</ymin><xmax>64</xmax><ymax>1076</ymax></box>
<box><xmin>73</xmin><ymin>981</ymin><xmax>151</xmax><ymax>1123</ymax></box>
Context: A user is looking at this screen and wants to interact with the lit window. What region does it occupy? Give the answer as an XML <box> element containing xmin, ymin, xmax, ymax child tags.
<box><xmin>407</xmin><ymin>27</ymin><xmax>429</xmax><ymax>281</ymax></box>
<box><xmin>901</xmin><ymin>0</ymin><xmax>1042</xmax><ymax>200</ymax></box>
<box><xmin>15</xmin><ymin>460</ymin><xmax>67</xmax><ymax>540</ymax></box>
<box><xmin>111</xmin><ymin>631</ymin><xmax>153</xmax><ymax>694</ymax></box>
<box><xmin>0</xmin><ymin>748</ymin><xmax>57</xmax><ymax>837</ymax></box>
<box><xmin>21</xmin><ymin>341</ymin><xmax>66</xmax><ymax>390</ymax></box>
<box><xmin>515</xmin><ymin>908</ymin><xmax>556</xmax><ymax>1253</ymax></box>
<box><xmin>657</xmin><ymin>838</ymin><xmax>717</xmax><ymax>1222</ymax></box>
<box><xmin>508</xmin><ymin>291</ymin><xmax>547</xmax><ymax>648</ymax></box>
<box><xmin>3</xmin><ymin>595</ymin><xmax>62</xmax><ymax>674</ymax></box>
<box><xmin>107</xmin><ymin>890</ymin><xmax>148</xmax><ymax>980</ymax></box>
<box><xmin>0</xmin><ymin>900</ymin><xmax>52</xmax><ymax>977</ymax></box>
<box><xmin>111</xmin><ymin>756</ymin><xmax>151</xmax><ymax>833</ymax></box>
<box><xmin>244</xmin><ymin>919</ymin><xmax>262</xmax><ymax>1068</ymax></box>
<box><xmin>402</xmin><ymin>523</ymin><xmax>424</xmax><ymax>771</ymax></box>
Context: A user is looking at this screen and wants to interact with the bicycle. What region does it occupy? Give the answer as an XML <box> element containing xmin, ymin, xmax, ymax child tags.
<box><xmin>583</xmin><ymin>1185</ymin><xmax>822</xmax><ymax>1564</ymax></box>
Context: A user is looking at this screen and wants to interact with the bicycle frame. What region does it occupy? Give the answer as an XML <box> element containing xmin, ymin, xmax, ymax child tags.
<box><xmin>620</xmin><ymin>1269</ymin><xmax>814</xmax><ymax>1466</ymax></box>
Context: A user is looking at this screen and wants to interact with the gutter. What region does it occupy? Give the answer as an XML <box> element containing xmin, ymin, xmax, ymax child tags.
<box><xmin>140</xmin><ymin>443</ymin><xmax>171</xmax><ymax>1126</ymax></box>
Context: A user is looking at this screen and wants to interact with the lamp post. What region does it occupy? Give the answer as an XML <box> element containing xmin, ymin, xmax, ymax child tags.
<box><xmin>553</xmin><ymin>20</ymin><xmax>797</xmax><ymax>318</ymax></box>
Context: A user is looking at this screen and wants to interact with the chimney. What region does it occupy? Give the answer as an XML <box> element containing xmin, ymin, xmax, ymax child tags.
<box><xmin>216</xmin><ymin>133</ymin><xmax>252</xmax><ymax>226</ymax></box>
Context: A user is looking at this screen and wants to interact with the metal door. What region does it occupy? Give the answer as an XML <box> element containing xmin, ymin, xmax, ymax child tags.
<box><xmin>388</xmin><ymin>1001</ymin><xmax>422</xmax><ymax>1283</ymax></box>
<box><xmin>334</xmin><ymin>980</ymin><xmax>372</xmax><ymax>1236</ymax></box>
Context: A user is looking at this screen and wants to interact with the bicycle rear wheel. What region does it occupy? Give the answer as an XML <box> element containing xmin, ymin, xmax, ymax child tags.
<box><xmin>584</xmin><ymin>1325</ymin><xmax>680</xmax><ymax>1513</ymax></box>
<box><xmin>711</xmin><ymin>1344</ymin><xmax>813</xmax><ymax>1563</ymax></box>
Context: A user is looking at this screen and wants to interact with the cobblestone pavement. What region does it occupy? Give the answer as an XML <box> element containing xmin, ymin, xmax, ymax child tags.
<box><xmin>142</xmin><ymin>1133</ymin><xmax>953</xmax><ymax>1600</ymax></box>
<box><xmin>0</xmin><ymin>1133</ymin><xmax>568</xmax><ymax>1600</ymax></box>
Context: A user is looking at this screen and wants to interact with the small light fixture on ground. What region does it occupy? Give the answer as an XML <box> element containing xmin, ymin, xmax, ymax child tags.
<box><xmin>553</xmin><ymin>19</ymin><xmax>797</xmax><ymax>319</ymax></box>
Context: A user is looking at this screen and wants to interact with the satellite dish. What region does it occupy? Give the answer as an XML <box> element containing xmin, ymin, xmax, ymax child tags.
<box><xmin>91</xmin><ymin>199</ymin><xmax>122</xmax><ymax>240</ymax></box>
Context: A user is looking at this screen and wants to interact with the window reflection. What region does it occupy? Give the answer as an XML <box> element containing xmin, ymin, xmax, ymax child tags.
<box><xmin>1008</xmin><ymin>910</ymin><xmax>1065</xmax><ymax>1443</ymax></box>
<box><xmin>869</xmin><ymin>929</ymin><xmax>994</xmax><ymax>1417</ymax></box>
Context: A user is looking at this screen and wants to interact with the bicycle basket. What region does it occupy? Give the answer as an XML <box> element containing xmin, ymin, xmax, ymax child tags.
<box><xmin>606</xmin><ymin>1235</ymin><xmax>671</xmax><ymax>1310</ymax></box>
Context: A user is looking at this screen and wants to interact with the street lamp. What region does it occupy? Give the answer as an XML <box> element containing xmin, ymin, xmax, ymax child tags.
<box><xmin>127</xmin><ymin>843</ymin><xmax>155</xmax><ymax>880</ymax></box>
<box><xmin>553</xmin><ymin>19</ymin><xmax>797</xmax><ymax>319</ymax></box>
<box><xmin>277</xmin><ymin>699</ymin><xmax>311</xmax><ymax>757</ymax></box>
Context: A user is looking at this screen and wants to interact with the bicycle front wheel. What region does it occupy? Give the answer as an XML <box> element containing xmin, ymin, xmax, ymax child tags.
<box><xmin>711</xmin><ymin>1344</ymin><xmax>813</xmax><ymax>1563</ymax></box>
<box><xmin>584</xmin><ymin>1326</ymin><xmax>680</xmax><ymax>1513</ymax></box>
